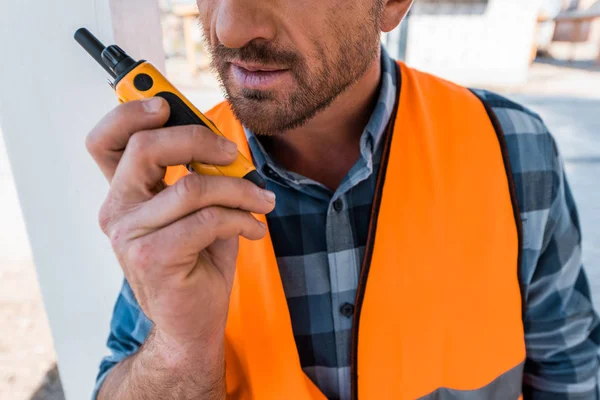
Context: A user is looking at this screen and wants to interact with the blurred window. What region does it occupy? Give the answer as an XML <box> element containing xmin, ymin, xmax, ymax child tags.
<box><xmin>410</xmin><ymin>0</ymin><xmax>490</xmax><ymax>15</ymax></box>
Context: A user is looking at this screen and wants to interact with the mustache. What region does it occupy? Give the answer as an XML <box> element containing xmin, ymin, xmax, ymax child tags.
<box><xmin>211</xmin><ymin>42</ymin><xmax>301</xmax><ymax>67</ymax></box>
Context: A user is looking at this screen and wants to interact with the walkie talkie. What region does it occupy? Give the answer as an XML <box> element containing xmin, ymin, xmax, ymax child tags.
<box><xmin>74</xmin><ymin>28</ymin><xmax>266</xmax><ymax>189</ymax></box>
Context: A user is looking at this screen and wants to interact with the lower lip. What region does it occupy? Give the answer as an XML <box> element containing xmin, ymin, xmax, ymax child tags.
<box><xmin>231</xmin><ymin>64</ymin><xmax>290</xmax><ymax>90</ymax></box>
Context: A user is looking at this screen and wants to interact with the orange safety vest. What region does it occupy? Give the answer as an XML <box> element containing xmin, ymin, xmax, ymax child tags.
<box><xmin>165</xmin><ymin>62</ymin><xmax>526</xmax><ymax>399</ymax></box>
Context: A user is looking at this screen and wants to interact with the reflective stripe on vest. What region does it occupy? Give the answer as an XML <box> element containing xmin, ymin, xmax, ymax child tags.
<box><xmin>420</xmin><ymin>362</ymin><xmax>524</xmax><ymax>400</ymax></box>
<box><xmin>164</xmin><ymin>61</ymin><xmax>526</xmax><ymax>399</ymax></box>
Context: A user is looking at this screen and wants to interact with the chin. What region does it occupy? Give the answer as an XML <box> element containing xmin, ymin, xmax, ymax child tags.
<box><xmin>229</xmin><ymin>103</ymin><xmax>276</xmax><ymax>134</ymax></box>
<box><xmin>227</xmin><ymin>91</ymin><xmax>311</xmax><ymax>135</ymax></box>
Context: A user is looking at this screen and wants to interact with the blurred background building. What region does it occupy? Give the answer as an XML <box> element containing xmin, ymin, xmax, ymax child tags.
<box><xmin>1</xmin><ymin>0</ymin><xmax>599</xmax><ymax>398</ymax></box>
<box><xmin>158</xmin><ymin>0</ymin><xmax>600</xmax><ymax>85</ymax></box>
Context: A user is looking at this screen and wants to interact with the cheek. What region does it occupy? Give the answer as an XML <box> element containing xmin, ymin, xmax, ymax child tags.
<box><xmin>284</xmin><ymin>0</ymin><xmax>365</xmax><ymax>57</ymax></box>
<box><xmin>280</xmin><ymin>2</ymin><xmax>337</xmax><ymax>66</ymax></box>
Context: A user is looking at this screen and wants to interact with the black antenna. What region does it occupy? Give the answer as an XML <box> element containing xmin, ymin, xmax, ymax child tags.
<box><xmin>74</xmin><ymin>28</ymin><xmax>117</xmax><ymax>79</ymax></box>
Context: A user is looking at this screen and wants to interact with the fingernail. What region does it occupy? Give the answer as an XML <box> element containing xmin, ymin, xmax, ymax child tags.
<box><xmin>142</xmin><ymin>97</ymin><xmax>163</xmax><ymax>114</ymax></box>
<box><xmin>219</xmin><ymin>137</ymin><xmax>238</xmax><ymax>156</ymax></box>
<box><xmin>260</xmin><ymin>189</ymin><xmax>276</xmax><ymax>204</ymax></box>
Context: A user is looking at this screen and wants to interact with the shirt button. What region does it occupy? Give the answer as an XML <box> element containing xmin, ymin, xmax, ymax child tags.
<box><xmin>263</xmin><ymin>166</ymin><xmax>276</xmax><ymax>179</ymax></box>
<box><xmin>340</xmin><ymin>303</ymin><xmax>355</xmax><ymax>318</ymax></box>
<box><xmin>333</xmin><ymin>198</ymin><xmax>344</xmax><ymax>212</ymax></box>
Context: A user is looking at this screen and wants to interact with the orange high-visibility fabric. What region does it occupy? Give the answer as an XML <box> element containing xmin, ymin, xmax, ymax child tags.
<box><xmin>163</xmin><ymin>62</ymin><xmax>525</xmax><ymax>399</ymax></box>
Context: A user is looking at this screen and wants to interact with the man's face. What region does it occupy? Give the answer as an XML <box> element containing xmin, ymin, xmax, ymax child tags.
<box><xmin>197</xmin><ymin>0</ymin><xmax>385</xmax><ymax>135</ymax></box>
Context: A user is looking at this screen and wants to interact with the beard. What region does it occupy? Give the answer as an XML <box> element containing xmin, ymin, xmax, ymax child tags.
<box><xmin>207</xmin><ymin>3</ymin><xmax>384</xmax><ymax>136</ymax></box>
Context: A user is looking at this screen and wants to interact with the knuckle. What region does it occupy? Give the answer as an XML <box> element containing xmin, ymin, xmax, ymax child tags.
<box><xmin>189</xmin><ymin>125</ymin><xmax>212</xmax><ymax>147</ymax></box>
<box><xmin>98</xmin><ymin>210</ymin><xmax>111</xmax><ymax>237</ymax></box>
<box><xmin>99</xmin><ymin>194</ymin><xmax>130</xmax><ymax>251</ymax></box>
<box><xmin>240</xmin><ymin>179</ymin><xmax>258</xmax><ymax>203</ymax></box>
<box><xmin>98</xmin><ymin>196</ymin><xmax>115</xmax><ymax>236</ymax></box>
<box><xmin>126</xmin><ymin>240</ymin><xmax>153</xmax><ymax>272</ymax></box>
<box><xmin>85</xmin><ymin>130</ymin><xmax>100</xmax><ymax>155</ymax></box>
<box><xmin>127</xmin><ymin>131</ymin><xmax>152</xmax><ymax>157</ymax></box>
<box><xmin>85</xmin><ymin>102</ymin><xmax>136</xmax><ymax>155</ymax></box>
<box><xmin>194</xmin><ymin>207</ymin><xmax>220</xmax><ymax>229</ymax></box>
<box><xmin>174</xmin><ymin>175</ymin><xmax>193</xmax><ymax>200</ymax></box>
<box><xmin>85</xmin><ymin>104</ymin><xmax>129</xmax><ymax>156</ymax></box>
<box><xmin>108</xmin><ymin>223</ymin><xmax>127</xmax><ymax>250</ymax></box>
<box><xmin>226</xmin><ymin>179</ymin><xmax>253</xmax><ymax>210</ymax></box>
<box><xmin>190</xmin><ymin>124</ymin><xmax>209</xmax><ymax>139</ymax></box>
<box><xmin>176</xmin><ymin>175</ymin><xmax>207</xmax><ymax>201</ymax></box>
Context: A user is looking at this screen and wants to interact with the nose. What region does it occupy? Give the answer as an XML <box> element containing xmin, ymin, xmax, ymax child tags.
<box><xmin>215</xmin><ymin>0</ymin><xmax>277</xmax><ymax>49</ymax></box>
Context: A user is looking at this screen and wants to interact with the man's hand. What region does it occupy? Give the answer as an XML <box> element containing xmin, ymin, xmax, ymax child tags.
<box><xmin>88</xmin><ymin>97</ymin><xmax>275</xmax><ymax>399</ymax></box>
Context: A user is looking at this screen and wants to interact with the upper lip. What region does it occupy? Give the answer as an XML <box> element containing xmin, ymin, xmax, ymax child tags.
<box><xmin>230</xmin><ymin>61</ymin><xmax>287</xmax><ymax>72</ymax></box>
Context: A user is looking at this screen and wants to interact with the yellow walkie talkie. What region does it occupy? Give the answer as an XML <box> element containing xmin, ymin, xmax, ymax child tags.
<box><xmin>74</xmin><ymin>28</ymin><xmax>266</xmax><ymax>189</ymax></box>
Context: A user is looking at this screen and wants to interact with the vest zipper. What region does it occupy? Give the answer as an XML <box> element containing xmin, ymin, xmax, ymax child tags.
<box><xmin>350</xmin><ymin>63</ymin><xmax>401</xmax><ymax>400</ymax></box>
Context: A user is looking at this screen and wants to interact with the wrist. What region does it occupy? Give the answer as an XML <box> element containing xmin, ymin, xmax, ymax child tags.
<box><xmin>150</xmin><ymin>328</ymin><xmax>225</xmax><ymax>370</ymax></box>
<box><xmin>100</xmin><ymin>328</ymin><xmax>226</xmax><ymax>400</ymax></box>
<box><xmin>135</xmin><ymin>328</ymin><xmax>226</xmax><ymax>399</ymax></box>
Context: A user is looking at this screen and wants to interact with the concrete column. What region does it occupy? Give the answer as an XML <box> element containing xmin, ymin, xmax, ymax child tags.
<box><xmin>110</xmin><ymin>0</ymin><xmax>166</xmax><ymax>73</ymax></box>
<box><xmin>0</xmin><ymin>1</ymin><xmax>164</xmax><ymax>398</ymax></box>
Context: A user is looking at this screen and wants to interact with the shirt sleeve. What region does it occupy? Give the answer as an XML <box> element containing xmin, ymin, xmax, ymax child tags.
<box><xmin>92</xmin><ymin>279</ymin><xmax>153</xmax><ymax>399</ymax></box>
<box><xmin>521</xmin><ymin>133</ymin><xmax>600</xmax><ymax>399</ymax></box>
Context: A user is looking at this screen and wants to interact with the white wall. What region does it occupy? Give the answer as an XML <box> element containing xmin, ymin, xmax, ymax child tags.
<box><xmin>0</xmin><ymin>1</ymin><xmax>161</xmax><ymax>398</ymax></box>
<box><xmin>406</xmin><ymin>0</ymin><xmax>543</xmax><ymax>86</ymax></box>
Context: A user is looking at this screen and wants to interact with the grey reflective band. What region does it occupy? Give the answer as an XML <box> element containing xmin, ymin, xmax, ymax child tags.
<box><xmin>419</xmin><ymin>361</ymin><xmax>524</xmax><ymax>400</ymax></box>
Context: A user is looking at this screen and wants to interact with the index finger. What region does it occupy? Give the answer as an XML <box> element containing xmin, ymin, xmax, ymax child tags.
<box><xmin>86</xmin><ymin>97</ymin><xmax>170</xmax><ymax>181</ymax></box>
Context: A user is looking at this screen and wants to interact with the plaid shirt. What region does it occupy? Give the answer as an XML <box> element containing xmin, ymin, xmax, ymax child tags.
<box><xmin>94</xmin><ymin>48</ymin><xmax>600</xmax><ymax>399</ymax></box>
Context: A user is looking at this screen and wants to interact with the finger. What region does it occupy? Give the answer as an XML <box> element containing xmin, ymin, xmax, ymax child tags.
<box><xmin>110</xmin><ymin>125</ymin><xmax>239</xmax><ymax>203</ymax></box>
<box><xmin>123</xmin><ymin>174</ymin><xmax>275</xmax><ymax>236</ymax></box>
<box><xmin>134</xmin><ymin>206</ymin><xmax>266</xmax><ymax>273</ymax></box>
<box><xmin>86</xmin><ymin>97</ymin><xmax>170</xmax><ymax>181</ymax></box>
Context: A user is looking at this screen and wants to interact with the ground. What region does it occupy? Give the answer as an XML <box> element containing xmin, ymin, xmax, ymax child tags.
<box><xmin>0</xmin><ymin>57</ymin><xmax>599</xmax><ymax>400</ymax></box>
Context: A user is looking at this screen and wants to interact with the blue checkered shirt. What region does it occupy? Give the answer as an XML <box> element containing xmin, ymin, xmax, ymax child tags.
<box><xmin>94</xmin><ymin>48</ymin><xmax>600</xmax><ymax>399</ymax></box>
